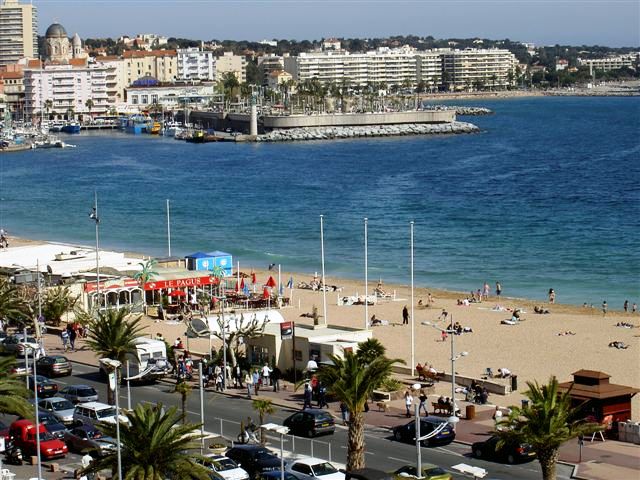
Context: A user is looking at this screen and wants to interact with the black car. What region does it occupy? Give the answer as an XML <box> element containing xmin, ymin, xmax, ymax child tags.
<box><xmin>283</xmin><ymin>409</ymin><xmax>335</xmax><ymax>437</ymax></box>
<box><xmin>345</xmin><ymin>469</ymin><xmax>394</xmax><ymax>480</ymax></box>
<box><xmin>225</xmin><ymin>445</ymin><xmax>284</xmax><ymax>476</ymax></box>
<box><xmin>392</xmin><ymin>416</ymin><xmax>455</xmax><ymax>447</ymax></box>
<box><xmin>258</xmin><ymin>472</ymin><xmax>302</xmax><ymax>480</ymax></box>
<box><xmin>27</xmin><ymin>375</ymin><xmax>59</xmax><ymax>398</ymax></box>
<box><xmin>472</xmin><ymin>435</ymin><xmax>536</xmax><ymax>464</ymax></box>
<box><xmin>35</xmin><ymin>411</ymin><xmax>67</xmax><ymax>440</ymax></box>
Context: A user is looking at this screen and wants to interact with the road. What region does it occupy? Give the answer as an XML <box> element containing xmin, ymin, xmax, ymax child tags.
<box><xmin>3</xmin><ymin>361</ymin><xmax>574</xmax><ymax>479</ymax></box>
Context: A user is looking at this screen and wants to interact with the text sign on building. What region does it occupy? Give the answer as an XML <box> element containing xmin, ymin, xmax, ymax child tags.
<box><xmin>144</xmin><ymin>276</ymin><xmax>218</xmax><ymax>291</ymax></box>
<box><xmin>281</xmin><ymin>321</ymin><xmax>293</xmax><ymax>339</ymax></box>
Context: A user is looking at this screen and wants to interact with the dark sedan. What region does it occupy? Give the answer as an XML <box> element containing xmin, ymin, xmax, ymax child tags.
<box><xmin>64</xmin><ymin>425</ymin><xmax>116</xmax><ymax>456</ymax></box>
<box><xmin>36</xmin><ymin>355</ymin><xmax>72</xmax><ymax>377</ymax></box>
<box><xmin>259</xmin><ymin>472</ymin><xmax>303</xmax><ymax>480</ymax></box>
<box><xmin>59</xmin><ymin>385</ymin><xmax>99</xmax><ymax>404</ymax></box>
<box><xmin>27</xmin><ymin>375</ymin><xmax>59</xmax><ymax>398</ymax></box>
<box><xmin>35</xmin><ymin>411</ymin><xmax>67</xmax><ymax>440</ymax></box>
<box><xmin>472</xmin><ymin>435</ymin><xmax>536</xmax><ymax>464</ymax></box>
<box><xmin>283</xmin><ymin>409</ymin><xmax>336</xmax><ymax>437</ymax></box>
<box><xmin>392</xmin><ymin>416</ymin><xmax>455</xmax><ymax>447</ymax></box>
<box><xmin>225</xmin><ymin>445</ymin><xmax>284</xmax><ymax>476</ymax></box>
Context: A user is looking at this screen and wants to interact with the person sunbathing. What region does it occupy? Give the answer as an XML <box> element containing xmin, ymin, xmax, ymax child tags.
<box><xmin>609</xmin><ymin>341</ymin><xmax>629</xmax><ymax>349</ymax></box>
<box><xmin>557</xmin><ymin>331</ymin><xmax>576</xmax><ymax>336</ymax></box>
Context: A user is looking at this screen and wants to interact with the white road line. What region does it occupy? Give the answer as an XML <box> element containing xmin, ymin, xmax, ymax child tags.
<box><xmin>387</xmin><ymin>456</ymin><xmax>411</xmax><ymax>463</ymax></box>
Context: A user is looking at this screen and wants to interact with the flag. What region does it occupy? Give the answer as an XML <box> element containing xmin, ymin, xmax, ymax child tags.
<box><xmin>251</xmin><ymin>271</ymin><xmax>257</xmax><ymax>284</ymax></box>
<box><xmin>235</xmin><ymin>281</ymin><xmax>239</xmax><ymax>292</ymax></box>
<box><xmin>263</xmin><ymin>287</ymin><xmax>270</xmax><ymax>299</ymax></box>
<box><xmin>279</xmin><ymin>283</ymin><xmax>284</xmax><ymax>295</ymax></box>
<box><xmin>243</xmin><ymin>284</ymin><xmax>250</xmax><ymax>296</ymax></box>
<box><xmin>287</xmin><ymin>276</ymin><xmax>293</xmax><ymax>289</ymax></box>
<box><xmin>240</xmin><ymin>278</ymin><xmax>245</xmax><ymax>289</ymax></box>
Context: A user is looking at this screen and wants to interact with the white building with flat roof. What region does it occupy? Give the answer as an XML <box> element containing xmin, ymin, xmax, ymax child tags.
<box><xmin>177</xmin><ymin>47</ymin><xmax>216</xmax><ymax>81</ymax></box>
<box><xmin>0</xmin><ymin>0</ymin><xmax>38</xmax><ymax>67</ymax></box>
<box><xmin>125</xmin><ymin>83</ymin><xmax>215</xmax><ymax>109</ymax></box>
<box><xmin>578</xmin><ymin>53</ymin><xmax>639</xmax><ymax>72</ymax></box>
<box><xmin>23</xmin><ymin>63</ymin><xmax>114</xmax><ymax>119</ymax></box>
<box><xmin>441</xmin><ymin>48</ymin><xmax>518</xmax><ymax>90</ymax></box>
<box><xmin>215</xmin><ymin>51</ymin><xmax>246</xmax><ymax>83</ymax></box>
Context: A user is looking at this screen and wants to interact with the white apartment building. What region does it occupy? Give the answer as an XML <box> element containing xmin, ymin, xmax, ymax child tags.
<box><xmin>0</xmin><ymin>0</ymin><xmax>38</xmax><ymax>68</ymax></box>
<box><xmin>95</xmin><ymin>56</ymin><xmax>127</xmax><ymax>103</ymax></box>
<box><xmin>215</xmin><ymin>51</ymin><xmax>247</xmax><ymax>83</ymax></box>
<box><xmin>177</xmin><ymin>48</ymin><xmax>216</xmax><ymax>81</ymax></box>
<box><xmin>258</xmin><ymin>54</ymin><xmax>284</xmax><ymax>84</ymax></box>
<box><xmin>416</xmin><ymin>51</ymin><xmax>443</xmax><ymax>88</ymax></box>
<box><xmin>23</xmin><ymin>63</ymin><xmax>113</xmax><ymax>118</ymax></box>
<box><xmin>578</xmin><ymin>53</ymin><xmax>639</xmax><ymax>72</ymax></box>
<box><xmin>122</xmin><ymin>50</ymin><xmax>177</xmax><ymax>86</ymax></box>
<box><xmin>441</xmin><ymin>48</ymin><xmax>517</xmax><ymax>90</ymax></box>
<box><xmin>125</xmin><ymin>83</ymin><xmax>215</xmax><ymax>109</ymax></box>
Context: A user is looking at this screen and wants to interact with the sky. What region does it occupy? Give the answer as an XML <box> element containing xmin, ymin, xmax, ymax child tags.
<box><xmin>34</xmin><ymin>0</ymin><xmax>640</xmax><ymax>48</ymax></box>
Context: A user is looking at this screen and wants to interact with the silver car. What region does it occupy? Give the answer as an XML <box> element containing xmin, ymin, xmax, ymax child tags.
<box><xmin>59</xmin><ymin>385</ymin><xmax>99</xmax><ymax>404</ymax></box>
<box><xmin>39</xmin><ymin>397</ymin><xmax>76</xmax><ymax>425</ymax></box>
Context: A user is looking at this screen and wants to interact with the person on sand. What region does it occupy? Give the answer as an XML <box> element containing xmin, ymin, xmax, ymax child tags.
<box><xmin>623</xmin><ymin>300</ymin><xmax>629</xmax><ymax>312</ymax></box>
<box><xmin>427</xmin><ymin>292</ymin><xmax>434</xmax><ymax>305</ymax></box>
<box><xmin>633</xmin><ymin>303</ymin><xmax>637</xmax><ymax>313</ymax></box>
<box><xmin>602</xmin><ymin>301</ymin><xmax>608</xmax><ymax>317</ymax></box>
<box><xmin>483</xmin><ymin>282</ymin><xmax>490</xmax><ymax>300</ymax></box>
<box><xmin>402</xmin><ymin>305</ymin><xmax>409</xmax><ymax>325</ymax></box>
<box><xmin>496</xmin><ymin>282</ymin><xmax>502</xmax><ymax>298</ymax></box>
<box><xmin>548</xmin><ymin>288</ymin><xmax>556</xmax><ymax>304</ymax></box>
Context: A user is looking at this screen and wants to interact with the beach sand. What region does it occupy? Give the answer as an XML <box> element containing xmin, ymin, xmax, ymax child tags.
<box><xmin>6</xmin><ymin>236</ymin><xmax>640</xmax><ymax>419</ymax></box>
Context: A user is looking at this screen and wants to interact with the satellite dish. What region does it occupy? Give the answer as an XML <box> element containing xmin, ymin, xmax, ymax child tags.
<box><xmin>188</xmin><ymin>317</ymin><xmax>210</xmax><ymax>337</ymax></box>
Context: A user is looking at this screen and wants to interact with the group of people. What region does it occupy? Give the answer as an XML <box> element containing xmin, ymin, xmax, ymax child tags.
<box><xmin>242</xmin><ymin>363</ymin><xmax>283</xmax><ymax>398</ymax></box>
<box><xmin>302</xmin><ymin>375</ymin><xmax>329</xmax><ymax>409</ymax></box>
<box><xmin>60</xmin><ymin>322</ymin><xmax>85</xmax><ymax>352</ymax></box>
<box><xmin>466</xmin><ymin>380</ymin><xmax>490</xmax><ymax>405</ymax></box>
<box><xmin>404</xmin><ymin>389</ymin><xmax>431</xmax><ymax>417</ymax></box>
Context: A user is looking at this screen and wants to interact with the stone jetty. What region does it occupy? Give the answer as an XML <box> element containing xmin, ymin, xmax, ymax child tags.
<box><xmin>256</xmin><ymin>121</ymin><xmax>479</xmax><ymax>142</ymax></box>
<box><xmin>423</xmin><ymin>105</ymin><xmax>494</xmax><ymax>115</ymax></box>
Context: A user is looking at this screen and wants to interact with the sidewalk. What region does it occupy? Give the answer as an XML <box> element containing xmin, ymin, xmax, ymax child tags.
<box><xmin>48</xmin><ymin>333</ymin><xmax>640</xmax><ymax>480</ymax></box>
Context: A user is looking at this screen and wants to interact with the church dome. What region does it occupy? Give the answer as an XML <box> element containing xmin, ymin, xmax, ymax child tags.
<box><xmin>45</xmin><ymin>23</ymin><xmax>68</xmax><ymax>38</ymax></box>
<box><xmin>72</xmin><ymin>33</ymin><xmax>82</xmax><ymax>46</ymax></box>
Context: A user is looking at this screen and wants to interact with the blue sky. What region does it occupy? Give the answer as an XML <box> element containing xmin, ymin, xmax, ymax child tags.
<box><xmin>36</xmin><ymin>0</ymin><xmax>640</xmax><ymax>47</ymax></box>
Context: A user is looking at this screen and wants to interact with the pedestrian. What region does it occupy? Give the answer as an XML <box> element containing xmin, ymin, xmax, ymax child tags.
<box><xmin>602</xmin><ymin>300</ymin><xmax>608</xmax><ymax>317</ymax></box>
<box><xmin>418</xmin><ymin>389</ymin><xmax>428</xmax><ymax>416</ymax></box>
<box><xmin>271</xmin><ymin>366</ymin><xmax>281</xmax><ymax>392</ymax></box>
<box><xmin>548</xmin><ymin>288</ymin><xmax>555</xmax><ymax>304</ymax></box>
<box><xmin>441</xmin><ymin>329</ymin><xmax>448</xmax><ymax>342</ymax></box>
<box><xmin>495</xmin><ymin>282</ymin><xmax>502</xmax><ymax>298</ymax></box>
<box><xmin>303</xmin><ymin>383</ymin><xmax>313</xmax><ymax>409</ymax></box>
<box><xmin>493</xmin><ymin>406</ymin><xmax>503</xmax><ymax>430</ymax></box>
<box><xmin>483</xmin><ymin>282</ymin><xmax>490</xmax><ymax>300</ymax></box>
<box><xmin>244</xmin><ymin>371</ymin><xmax>253</xmax><ymax>398</ymax></box>
<box><xmin>60</xmin><ymin>328</ymin><xmax>69</xmax><ymax>352</ymax></box>
<box><xmin>261</xmin><ymin>363</ymin><xmax>272</xmax><ymax>387</ymax></box>
<box><xmin>252</xmin><ymin>369</ymin><xmax>260</xmax><ymax>396</ymax></box>
<box><xmin>317</xmin><ymin>382</ymin><xmax>328</xmax><ymax>408</ymax></box>
<box><xmin>438</xmin><ymin>309</ymin><xmax>448</xmax><ymax>322</ymax></box>
<box><xmin>234</xmin><ymin>364</ymin><xmax>243</xmax><ymax>389</ymax></box>
<box><xmin>215</xmin><ymin>372</ymin><xmax>224</xmax><ymax>392</ymax></box>
<box><xmin>67</xmin><ymin>324</ymin><xmax>77</xmax><ymax>352</ymax></box>
<box><xmin>404</xmin><ymin>390</ymin><xmax>413</xmax><ymax>417</ymax></box>
<box><xmin>623</xmin><ymin>300</ymin><xmax>629</xmax><ymax>312</ymax></box>
<box><xmin>402</xmin><ymin>305</ymin><xmax>409</xmax><ymax>325</ymax></box>
<box><xmin>340</xmin><ymin>402</ymin><xmax>349</xmax><ymax>425</ymax></box>
<box><xmin>633</xmin><ymin>303</ymin><xmax>637</xmax><ymax>313</ymax></box>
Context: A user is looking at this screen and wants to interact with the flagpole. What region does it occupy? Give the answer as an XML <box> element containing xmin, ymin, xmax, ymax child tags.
<box><xmin>320</xmin><ymin>214</ymin><xmax>327</xmax><ymax>326</ymax></box>
<box><xmin>278</xmin><ymin>264</ymin><xmax>281</xmax><ymax>297</ymax></box>
<box><xmin>166</xmin><ymin>199</ymin><xmax>171</xmax><ymax>257</ymax></box>
<box><xmin>410</xmin><ymin>221</ymin><xmax>415</xmax><ymax>377</ymax></box>
<box><xmin>364</xmin><ymin>217</ymin><xmax>368</xmax><ymax>330</ymax></box>
<box><xmin>237</xmin><ymin>261</ymin><xmax>240</xmax><ymax>292</ymax></box>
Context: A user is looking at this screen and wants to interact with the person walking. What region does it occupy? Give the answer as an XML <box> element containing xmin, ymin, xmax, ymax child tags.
<box><xmin>303</xmin><ymin>383</ymin><xmax>313</xmax><ymax>410</ymax></box>
<box><xmin>60</xmin><ymin>328</ymin><xmax>69</xmax><ymax>352</ymax></box>
<box><xmin>340</xmin><ymin>402</ymin><xmax>349</xmax><ymax>425</ymax></box>
<box><xmin>623</xmin><ymin>300</ymin><xmax>629</xmax><ymax>312</ymax></box>
<box><xmin>271</xmin><ymin>366</ymin><xmax>281</xmax><ymax>392</ymax></box>
<box><xmin>317</xmin><ymin>382</ymin><xmax>328</xmax><ymax>408</ymax></box>
<box><xmin>234</xmin><ymin>364</ymin><xmax>243</xmax><ymax>389</ymax></box>
<box><xmin>482</xmin><ymin>282</ymin><xmax>490</xmax><ymax>300</ymax></box>
<box><xmin>402</xmin><ymin>305</ymin><xmax>409</xmax><ymax>325</ymax></box>
<box><xmin>548</xmin><ymin>288</ymin><xmax>556</xmax><ymax>304</ymax></box>
<box><xmin>404</xmin><ymin>390</ymin><xmax>413</xmax><ymax>417</ymax></box>
<box><xmin>67</xmin><ymin>324</ymin><xmax>77</xmax><ymax>352</ymax></box>
<box><xmin>261</xmin><ymin>363</ymin><xmax>272</xmax><ymax>387</ymax></box>
<box><xmin>602</xmin><ymin>301</ymin><xmax>608</xmax><ymax>317</ymax></box>
<box><xmin>244</xmin><ymin>371</ymin><xmax>253</xmax><ymax>398</ymax></box>
<box><xmin>418</xmin><ymin>389</ymin><xmax>428</xmax><ymax>416</ymax></box>
<box><xmin>495</xmin><ymin>282</ymin><xmax>502</xmax><ymax>298</ymax></box>
<box><xmin>252</xmin><ymin>369</ymin><xmax>260</xmax><ymax>396</ymax></box>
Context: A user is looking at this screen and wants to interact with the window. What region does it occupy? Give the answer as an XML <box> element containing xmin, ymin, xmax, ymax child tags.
<box><xmin>292</xmin><ymin>464</ymin><xmax>312</xmax><ymax>475</ymax></box>
<box><xmin>141</xmin><ymin>95</ymin><xmax>148</xmax><ymax>104</ymax></box>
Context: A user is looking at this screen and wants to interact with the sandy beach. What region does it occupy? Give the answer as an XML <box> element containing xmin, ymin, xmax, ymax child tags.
<box><xmin>5</xmin><ymin>235</ymin><xmax>640</xmax><ymax>419</ymax></box>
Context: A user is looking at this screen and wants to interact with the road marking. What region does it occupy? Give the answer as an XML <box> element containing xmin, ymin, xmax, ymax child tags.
<box><xmin>387</xmin><ymin>456</ymin><xmax>410</xmax><ymax>463</ymax></box>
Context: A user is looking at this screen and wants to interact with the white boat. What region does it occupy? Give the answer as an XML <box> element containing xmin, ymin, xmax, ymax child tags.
<box><xmin>54</xmin><ymin>250</ymin><xmax>89</xmax><ymax>261</ymax></box>
<box><xmin>49</xmin><ymin>122</ymin><xmax>65</xmax><ymax>132</ymax></box>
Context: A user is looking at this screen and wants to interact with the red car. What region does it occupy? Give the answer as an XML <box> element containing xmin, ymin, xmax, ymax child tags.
<box><xmin>8</xmin><ymin>419</ymin><xmax>68</xmax><ymax>460</ymax></box>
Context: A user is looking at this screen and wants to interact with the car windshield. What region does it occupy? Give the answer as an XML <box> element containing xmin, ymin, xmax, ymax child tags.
<box><xmin>97</xmin><ymin>407</ymin><xmax>118</xmax><ymax>418</ymax></box>
<box><xmin>53</xmin><ymin>357</ymin><xmax>68</xmax><ymax>364</ymax></box>
<box><xmin>77</xmin><ymin>387</ymin><xmax>97</xmax><ymax>396</ymax></box>
<box><xmin>38</xmin><ymin>413</ymin><xmax>56</xmax><ymax>424</ymax></box>
<box><xmin>314</xmin><ymin>412</ymin><xmax>333</xmax><ymax>422</ymax></box>
<box><xmin>51</xmin><ymin>400</ymin><xmax>74</xmax><ymax>411</ymax></box>
<box><xmin>425</xmin><ymin>467</ymin><xmax>447</xmax><ymax>476</ymax></box>
<box><xmin>311</xmin><ymin>463</ymin><xmax>338</xmax><ymax>475</ymax></box>
<box><xmin>213</xmin><ymin>458</ymin><xmax>237</xmax><ymax>470</ymax></box>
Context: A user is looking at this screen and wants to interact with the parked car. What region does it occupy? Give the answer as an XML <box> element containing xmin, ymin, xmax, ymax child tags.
<box><xmin>258</xmin><ymin>472</ymin><xmax>303</xmax><ymax>480</ymax></box>
<box><xmin>59</xmin><ymin>385</ymin><xmax>99</xmax><ymax>403</ymax></box>
<box><xmin>201</xmin><ymin>453</ymin><xmax>249</xmax><ymax>480</ymax></box>
<box><xmin>283</xmin><ymin>409</ymin><xmax>336</xmax><ymax>437</ymax></box>
<box><xmin>63</xmin><ymin>425</ymin><xmax>116</xmax><ymax>457</ymax></box>
<box><xmin>10</xmin><ymin>359</ymin><xmax>32</xmax><ymax>377</ymax></box>
<box><xmin>392</xmin><ymin>464</ymin><xmax>452</xmax><ymax>480</ymax></box>
<box><xmin>344</xmin><ymin>469</ymin><xmax>393</xmax><ymax>480</ymax></box>
<box><xmin>35</xmin><ymin>355</ymin><xmax>72</xmax><ymax>377</ymax></box>
<box><xmin>38</xmin><ymin>397</ymin><xmax>76</xmax><ymax>425</ymax></box>
<box><xmin>288</xmin><ymin>457</ymin><xmax>345</xmax><ymax>480</ymax></box>
<box><xmin>392</xmin><ymin>416</ymin><xmax>455</xmax><ymax>447</ymax></box>
<box><xmin>1</xmin><ymin>334</ymin><xmax>39</xmax><ymax>356</ymax></box>
<box><xmin>471</xmin><ymin>435</ymin><xmax>536</xmax><ymax>464</ymax></box>
<box><xmin>73</xmin><ymin>402</ymin><xmax>127</xmax><ymax>427</ymax></box>
<box><xmin>8</xmin><ymin>419</ymin><xmax>68</xmax><ymax>460</ymax></box>
<box><xmin>35</xmin><ymin>411</ymin><xmax>67</xmax><ymax>440</ymax></box>
<box><xmin>27</xmin><ymin>375</ymin><xmax>59</xmax><ymax>398</ymax></box>
<box><xmin>225</xmin><ymin>445</ymin><xmax>284</xmax><ymax>476</ymax></box>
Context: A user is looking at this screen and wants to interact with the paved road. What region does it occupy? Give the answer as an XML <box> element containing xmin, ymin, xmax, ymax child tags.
<box><xmin>4</xmin><ymin>361</ymin><xmax>575</xmax><ymax>479</ymax></box>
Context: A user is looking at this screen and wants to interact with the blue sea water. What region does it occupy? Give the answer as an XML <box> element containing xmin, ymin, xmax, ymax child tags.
<box><xmin>0</xmin><ymin>96</ymin><xmax>638</xmax><ymax>306</ymax></box>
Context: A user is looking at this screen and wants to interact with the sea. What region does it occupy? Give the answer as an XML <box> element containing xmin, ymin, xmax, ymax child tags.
<box><xmin>1</xmin><ymin>96</ymin><xmax>638</xmax><ymax>307</ymax></box>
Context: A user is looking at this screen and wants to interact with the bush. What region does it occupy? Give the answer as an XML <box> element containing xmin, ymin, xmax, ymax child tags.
<box><xmin>379</xmin><ymin>377</ymin><xmax>403</xmax><ymax>392</ymax></box>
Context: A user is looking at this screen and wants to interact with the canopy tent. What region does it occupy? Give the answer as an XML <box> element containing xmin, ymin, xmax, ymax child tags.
<box><xmin>185</xmin><ymin>250</ymin><xmax>232</xmax><ymax>275</ymax></box>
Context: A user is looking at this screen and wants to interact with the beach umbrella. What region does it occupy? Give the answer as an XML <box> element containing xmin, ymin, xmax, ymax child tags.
<box><xmin>240</xmin><ymin>278</ymin><xmax>245</xmax><ymax>289</ymax></box>
<box><xmin>169</xmin><ymin>290</ymin><xmax>186</xmax><ymax>297</ymax></box>
<box><xmin>243</xmin><ymin>284</ymin><xmax>250</xmax><ymax>296</ymax></box>
<box><xmin>262</xmin><ymin>287</ymin><xmax>270</xmax><ymax>299</ymax></box>
<box><xmin>251</xmin><ymin>271</ymin><xmax>257</xmax><ymax>284</ymax></box>
<box><xmin>266</xmin><ymin>276</ymin><xmax>277</xmax><ymax>288</ymax></box>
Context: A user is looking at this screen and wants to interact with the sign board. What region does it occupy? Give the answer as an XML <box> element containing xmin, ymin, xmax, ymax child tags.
<box><xmin>281</xmin><ymin>321</ymin><xmax>293</xmax><ymax>339</ymax></box>
<box><xmin>144</xmin><ymin>276</ymin><xmax>219</xmax><ymax>291</ymax></box>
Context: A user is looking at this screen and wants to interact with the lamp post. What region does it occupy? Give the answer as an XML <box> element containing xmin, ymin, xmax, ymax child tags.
<box><xmin>31</xmin><ymin>349</ymin><xmax>43</xmax><ymax>480</ymax></box>
<box><xmin>261</xmin><ymin>423</ymin><xmax>289</xmax><ymax>480</ymax></box>
<box><xmin>422</xmin><ymin>320</ymin><xmax>468</xmax><ymax>424</ymax></box>
<box><xmin>410</xmin><ymin>221</ymin><xmax>415</xmax><ymax>376</ymax></box>
<box><xmin>103</xmin><ymin>359</ymin><xmax>123</xmax><ymax>480</ymax></box>
<box><xmin>89</xmin><ymin>192</ymin><xmax>100</xmax><ymax>315</ymax></box>
<box><xmin>320</xmin><ymin>215</ymin><xmax>327</xmax><ymax>326</ymax></box>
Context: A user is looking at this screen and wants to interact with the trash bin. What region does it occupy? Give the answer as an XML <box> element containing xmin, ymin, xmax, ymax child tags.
<box><xmin>511</xmin><ymin>375</ymin><xmax>518</xmax><ymax>391</ymax></box>
<box><xmin>466</xmin><ymin>404</ymin><xmax>476</xmax><ymax>420</ymax></box>
<box><xmin>521</xmin><ymin>399</ymin><xmax>529</xmax><ymax>409</ymax></box>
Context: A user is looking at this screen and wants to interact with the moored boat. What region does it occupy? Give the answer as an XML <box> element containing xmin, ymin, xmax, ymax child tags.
<box><xmin>61</xmin><ymin>122</ymin><xmax>81</xmax><ymax>133</ymax></box>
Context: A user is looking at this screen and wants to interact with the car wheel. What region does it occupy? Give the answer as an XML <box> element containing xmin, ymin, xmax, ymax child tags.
<box><xmin>507</xmin><ymin>454</ymin><xmax>516</xmax><ymax>464</ymax></box>
<box><xmin>473</xmin><ymin>447</ymin><xmax>483</xmax><ymax>458</ymax></box>
<box><xmin>393</xmin><ymin>429</ymin><xmax>403</xmax><ymax>441</ymax></box>
<box><xmin>307</xmin><ymin>428</ymin><xmax>314</xmax><ymax>438</ymax></box>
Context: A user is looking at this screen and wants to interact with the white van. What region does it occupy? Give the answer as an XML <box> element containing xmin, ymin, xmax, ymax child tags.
<box><xmin>98</xmin><ymin>337</ymin><xmax>172</xmax><ymax>383</ymax></box>
<box><xmin>73</xmin><ymin>402</ymin><xmax>127</xmax><ymax>427</ymax></box>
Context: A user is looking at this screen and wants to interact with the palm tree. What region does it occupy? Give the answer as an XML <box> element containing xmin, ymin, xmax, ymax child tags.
<box><xmin>356</xmin><ymin>338</ymin><xmax>386</xmax><ymax>365</ymax></box>
<box><xmin>85</xmin><ymin>99</ymin><xmax>94</xmax><ymax>119</ymax></box>
<box><xmin>0</xmin><ymin>356</ymin><xmax>33</xmax><ymax>418</ymax></box>
<box><xmin>209</xmin><ymin>265</ymin><xmax>226</xmax><ymax>297</ymax></box>
<box><xmin>133</xmin><ymin>259</ymin><xmax>158</xmax><ymax>309</ymax></box>
<box><xmin>82</xmin><ymin>403</ymin><xmax>211</xmax><ymax>480</ymax></box>
<box><xmin>173</xmin><ymin>381</ymin><xmax>193</xmax><ymax>424</ymax></box>
<box><xmin>316</xmin><ymin>351</ymin><xmax>401</xmax><ymax>470</ymax></box>
<box><xmin>495</xmin><ymin>377</ymin><xmax>600</xmax><ymax>480</ymax></box>
<box><xmin>86</xmin><ymin>309</ymin><xmax>146</xmax><ymax>404</ymax></box>
<box><xmin>252</xmin><ymin>398</ymin><xmax>275</xmax><ymax>445</ymax></box>
<box><xmin>0</xmin><ymin>278</ymin><xmax>29</xmax><ymax>328</ymax></box>
<box><xmin>44</xmin><ymin>99</ymin><xmax>53</xmax><ymax>119</ymax></box>
<box><xmin>42</xmin><ymin>286</ymin><xmax>78</xmax><ymax>326</ymax></box>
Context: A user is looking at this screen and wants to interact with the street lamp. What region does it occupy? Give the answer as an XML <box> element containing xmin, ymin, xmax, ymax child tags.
<box><xmin>89</xmin><ymin>192</ymin><xmax>100</xmax><ymax>315</ymax></box>
<box><xmin>261</xmin><ymin>423</ymin><xmax>289</xmax><ymax>480</ymax></box>
<box><xmin>102</xmin><ymin>358</ymin><xmax>123</xmax><ymax>480</ymax></box>
<box><xmin>422</xmin><ymin>320</ymin><xmax>468</xmax><ymax>424</ymax></box>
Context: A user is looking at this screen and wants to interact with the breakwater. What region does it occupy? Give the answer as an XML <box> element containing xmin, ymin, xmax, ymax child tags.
<box><xmin>256</xmin><ymin>121</ymin><xmax>479</xmax><ymax>142</ymax></box>
<box><xmin>423</xmin><ymin>105</ymin><xmax>494</xmax><ymax>116</ymax></box>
